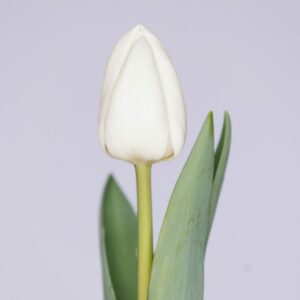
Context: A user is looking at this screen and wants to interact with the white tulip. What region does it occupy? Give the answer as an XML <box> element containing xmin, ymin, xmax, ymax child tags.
<box><xmin>99</xmin><ymin>24</ymin><xmax>186</xmax><ymax>165</ymax></box>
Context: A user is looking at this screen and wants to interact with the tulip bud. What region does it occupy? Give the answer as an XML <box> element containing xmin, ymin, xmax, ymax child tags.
<box><xmin>99</xmin><ymin>24</ymin><xmax>186</xmax><ymax>165</ymax></box>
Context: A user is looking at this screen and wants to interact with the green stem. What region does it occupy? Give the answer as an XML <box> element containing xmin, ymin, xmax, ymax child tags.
<box><xmin>135</xmin><ymin>164</ymin><xmax>153</xmax><ymax>300</ymax></box>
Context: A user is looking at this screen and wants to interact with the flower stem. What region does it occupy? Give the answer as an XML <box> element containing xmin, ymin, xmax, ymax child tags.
<box><xmin>135</xmin><ymin>164</ymin><xmax>153</xmax><ymax>300</ymax></box>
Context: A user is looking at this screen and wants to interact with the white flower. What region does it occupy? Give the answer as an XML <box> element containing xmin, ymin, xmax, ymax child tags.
<box><xmin>99</xmin><ymin>24</ymin><xmax>186</xmax><ymax>165</ymax></box>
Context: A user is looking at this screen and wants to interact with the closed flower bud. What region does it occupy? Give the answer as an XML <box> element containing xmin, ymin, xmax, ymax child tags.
<box><xmin>99</xmin><ymin>24</ymin><xmax>186</xmax><ymax>165</ymax></box>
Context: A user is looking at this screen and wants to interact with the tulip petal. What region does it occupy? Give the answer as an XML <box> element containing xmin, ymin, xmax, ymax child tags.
<box><xmin>100</xmin><ymin>26</ymin><xmax>138</xmax><ymax>149</ymax></box>
<box><xmin>145</xmin><ymin>30</ymin><xmax>186</xmax><ymax>157</ymax></box>
<box><xmin>104</xmin><ymin>37</ymin><xmax>172</xmax><ymax>164</ymax></box>
<box><xmin>100</xmin><ymin>25</ymin><xmax>150</xmax><ymax>150</ymax></box>
<box><xmin>99</xmin><ymin>25</ymin><xmax>186</xmax><ymax>163</ymax></box>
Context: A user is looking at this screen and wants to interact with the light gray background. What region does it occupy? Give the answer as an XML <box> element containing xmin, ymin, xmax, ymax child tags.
<box><xmin>1</xmin><ymin>1</ymin><xmax>299</xmax><ymax>299</ymax></box>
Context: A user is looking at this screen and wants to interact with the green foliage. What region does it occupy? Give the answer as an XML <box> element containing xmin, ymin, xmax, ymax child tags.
<box><xmin>100</xmin><ymin>227</ymin><xmax>116</xmax><ymax>300</ymax></box>
<box><xmin>206</xmin><ymin>112</ymin><xmax>231</xmax><ymax>247</ymax></box>
<box><xmin>100</xmin><ymin>112</ymin><xmax>231</xmax><ymax>300</ymax></box>
<box><xmin>148</xmin><ymin>113</ymin><xmax>215</xmax><ymax>300</ymax></box>
<box><xmin>100</xmin><ymin>176</ymin><xmax>137</xmax><ymax>300</ymax></box>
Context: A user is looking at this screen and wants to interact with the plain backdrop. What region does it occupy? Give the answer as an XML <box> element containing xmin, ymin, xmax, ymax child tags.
<box><xmin>1</xmin><ymin>1</ymin><xmax>299</xmax><ymax>299</ymax></box>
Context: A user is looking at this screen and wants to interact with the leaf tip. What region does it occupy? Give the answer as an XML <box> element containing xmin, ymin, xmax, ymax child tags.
<box><xmin>224</xmin><ymin>111</ymin><xmax>231</xmax><ymax>128</ymax></box>
<box><xmin>106</xmin><ymin>174</ymin><xmax>116</xmax><ymax>186</ymax></box>
<box><xmin>205</xmin><ymin>111</ymin><xmax>214</xmax><ymax>136</ymax></box>
<box><xmin>223</xmin><ymin>111</ymin><xmax>232</xmax><ymax>143</ymax></box>
<box><xmin>103</xmin><ymin>174</ymin><xmax>117</xmax><ymax>195</ymax></box>
<box><xmin>101</xmin><ymin>175</ymin><xmax>116</xmax><ymax>221</ymax></box>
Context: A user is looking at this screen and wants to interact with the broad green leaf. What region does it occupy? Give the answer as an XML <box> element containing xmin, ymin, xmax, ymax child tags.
<box><xmin>148</xmin><ymin>113</ymin><xmax>215</xmax><ymax>300</ymax></box>
<box><xmin>100</xmin><ymin>176</ymin><xmax>137</xmax><ymax>300</ymax></box>
<box><xmin>206</xmin><ymin>112</ymin><xmax>232</xmax><ymax>246</ymax></box>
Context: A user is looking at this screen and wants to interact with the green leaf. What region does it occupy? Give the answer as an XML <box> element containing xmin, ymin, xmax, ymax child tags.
<box><xmin>206</xmin><ymin>112</ymin><xmax>232</xmax><ymax>246</ymax></box>
<box><xmin>148</xmin><ymin>113</ymin><xmax>215</xmax><ymax>300</ymax></box>
<box><xmin>100</xmin><ymin>227</ymin><xmax>117</xmax><ymax>300</ymax></box>
<box><xmin>100</xmin><ymin>176</ymin><xmax>137</xmax><ymax>300</ymax></box>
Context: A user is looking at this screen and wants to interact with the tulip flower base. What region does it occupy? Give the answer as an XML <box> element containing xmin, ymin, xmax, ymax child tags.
<box><xmin>100</xmin><ymin>112</ymin><xmax>231</xmax><ymax>300</ymax></box>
